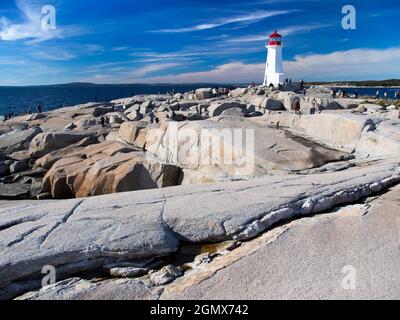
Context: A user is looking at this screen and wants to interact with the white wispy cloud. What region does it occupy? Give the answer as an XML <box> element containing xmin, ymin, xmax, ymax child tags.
<box><xmin>80</xmin><ymin>62</ymin><xmax>186</xmax><ymax>83</ymax></box>
<box><xmin>284</xmin><ymin>47</ymin><xmax>400</xmax><ymax>80</ymax></box>
<box><xmin>223</xmin><ymin>23</ymin><xmax>332</xmax><ymax>43</ymax></box>
<box><xmin>0</xmin><ymin>0</ymin><xmax>82</xmax><ymax>43</ymax></box>
<box><xmin>152</xmin><ymin>10</ymin><xmax>295</xmax><ymax>33</ymax></box>
<box><xmin>118</xmin><ymin>47</ymin><xmax>400</xmax><ymax>83</ymax></box>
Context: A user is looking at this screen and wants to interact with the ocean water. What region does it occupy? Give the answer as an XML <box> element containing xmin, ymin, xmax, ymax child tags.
<box><xmin>334</xmin><ymin>87</ymin><xmax>400</xmax><ymax>98</ymax></box>
<box><xmin>1</xmin><ymin>84</ymin><xmax>399</xmax><ymax>117</ymax></box>
<box><xmin>0</xmin><ymin>83</ymin><xmax>225</xmax><ymax>116</ymax></box>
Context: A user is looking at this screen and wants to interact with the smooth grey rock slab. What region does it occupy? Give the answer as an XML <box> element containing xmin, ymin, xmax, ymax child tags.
<box><xmin>17</xmin><ymin>277</ymin><xmax>158</xmax><ymax>300</ymax></box>
<box><xmin>0</xmin><ymin>127</ymin><xmax>42</xmax><ymax>155</ymax></box>
<box><xmin>163</xmin><ymin>186</ymin><xmax>400</xmax><ymax>300</ymax></box>
<box><xmin>0</xmin><ymin>159</ymin><xmax>399</xmax><ymax>298</ymax></box>
<box><xmin>0</xmin><ymin>195</ymin><xmax>179</xmax><ymax>296</ymax></box>
<box><xmin>163</xmin><ymin>159</ymin><xmax>400</xmax><ymax>242</ymax></box>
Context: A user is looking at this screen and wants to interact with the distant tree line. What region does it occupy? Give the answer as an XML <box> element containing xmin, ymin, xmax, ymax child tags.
<box><xmin>306</xmin><ymin>79</ymin><xmax>400</xmax><ymax>87</ymax></box>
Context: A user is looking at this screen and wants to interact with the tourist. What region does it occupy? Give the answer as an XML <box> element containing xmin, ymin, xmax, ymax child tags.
<box><xmin>285</xmin><ymin>78</ymin><xmax>288</xmax><ymax>84</ymax></box>
<box><xmin>291</xmin><ymin>97</ymin><xmax>301</xmax><ymax>114</ymax></box>
<box><xmin>289</xmin><ymin>79</ymin><xmax>292</xmax><ymax>84</ymax></box>
<box><xmin>384</xmin><ymin>91</ymin><xmax>388</xmax><ymax>99</ymax></box>
<box><xmin>376</xmin><ymin>90</ymin><xmax>380</xmax><ymax>100</ymax></box>
<box><xmin>100</xmin><ymin>116</ymin><xmax>106</xmax><ymax>127</ymax></box>
<box><xmin>149</xmin><ymin>110</ymin><xmax>155</xmax><ymax>124</ymax></box>
<box><xmin>354</xmin><ymin>90</ymin><xmax>358</xmax><ymax>99</ymax></box>
<box><xmin>303</xmin><ymin>88</ymin><xmax>306</xmax><ymax>96</ymax></box>
<box><xmin>28</xmin><ymin>106</ymin><xmax>32</xmax><ymax>114</ymax></box>
<box><xmin>310</xmin><ymin>99</ymin><xmax>318</xmax><ymax>115</ymax></box>
<box><xmin>37</xmin><ymin>104</ymin><xmax>42</xmax><ymax>113</ymax></box>
<box><xmin>300</xmin><ymin>79</ymin><xmax>304</xmax><ymax>88</ymax></box>
<box><xmin>330</xmin><ymin>88</ymin><xmax>336</xmax><ymax>98</ymax></box>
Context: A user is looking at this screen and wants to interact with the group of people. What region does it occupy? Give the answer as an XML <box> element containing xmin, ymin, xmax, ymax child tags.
<box><xmin>330</xmin><ymin>88</ymin><xmax>357</xmax><ymax>98</ymax></box>
<box><xmin>27</xmin><ymin>104</ymin><xmax>43</xmax><ymax>114</ymax></box>
<box><xmin>330</xmin><ymin>88</ymin><xmax>400</xmax><ymax>100</ymax></box>
<box><xmin>2</xmin><ymin>104</ymin><xmax>43</xmax><ymax>121</ymax></box>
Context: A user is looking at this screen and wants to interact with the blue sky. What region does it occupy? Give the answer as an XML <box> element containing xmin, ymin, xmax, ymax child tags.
<box><xmin>0</xmin><ymin>0</ymin><xmax>399</xmax><ymax>85</ymax></box>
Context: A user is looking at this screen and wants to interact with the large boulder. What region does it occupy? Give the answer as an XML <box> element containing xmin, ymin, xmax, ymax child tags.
<box><xmin>29</xmin><ymin>131</ymin><xmax>94</xmax><ymax>159</ymax></box>
<box><xmin>118</xmin><ymin>123</ymin><xmax>148</xmax><ymax>149</ymax></box>
<box><xmin>208</xmin><ymin>101</ymin><xmax>247</xmax><ymax>117</ymax></box>
<box><xmin>260</xmin><ymin>112</ymin><xmax>400</xmax><ymax>157</ymax></box>
<box><xmin>140</xmin><ymin>100</ymin><xmax>153</xmax><ymax>115</ymax></box>
<box><xmin>195</xmin><ymin>88</ymin><xmax>212</xmax><ymax>100</ymax></box>
<box><xmin>144</xmin><ymin>118</ymin><xmax>349</xmax><ymax>183</ymax></box>
<box><xmin>92</xmin><ymin>106</ymin><xmax>113</xmax><ymax>117</ymax></box>
<box><xmin>42</xmin><ymin>141</ymin><xmax>181</xmax><ymax>198</ymax></box>
<box><xmin>356</xmin><ymin>119</ymin><xmax>400</xmax><ymax>158</ymax></box>
<box><xmin>35</xmin><ymin>136</ymin><xmax>100</xmax><ymax>169</ymax></box>
<box><xmin>263</xmin><ymin>97</ymin><xmax>285</xmax><ymax>110</ymax></box>
<box><xmin>0</xmin><ymin>127</ymin><xmax>42</xmax><ymax>155</ymax></box>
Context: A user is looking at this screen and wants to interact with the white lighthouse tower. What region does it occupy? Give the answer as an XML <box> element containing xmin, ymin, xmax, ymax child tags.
<box><xmin>263</xmin><ymin>30</ymin><xmax>285</xmax><ymax>87</ymax></box>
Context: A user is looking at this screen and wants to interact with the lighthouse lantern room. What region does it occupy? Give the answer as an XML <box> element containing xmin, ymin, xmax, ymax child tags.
<box><xmin>263</xmin><ymin>30</ymin><xmax>285</xmax><ymax>87</ymax></box>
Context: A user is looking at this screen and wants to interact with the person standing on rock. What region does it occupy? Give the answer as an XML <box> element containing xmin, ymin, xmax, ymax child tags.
<box><xmin>28</xmin><ymin>106</ymin><xmax>32</xmax><ymax>114</ymax></box>
<box><xmin>100</xmin><ymin>116</ymin><xmax>106</xmax><ymax>127</ymax></box>
<box><xmin>376</xmin><ymin>90</ymin><xmax>380</xmax><ymax>100</ymax></box>
<box><xmin>149</xmin><ymin>110</ymin><xmax>155</xmax><ymax>124</ymax></box>
<box><xmin>330</xmin><ymin>88</ymin><xmax>336</xmax><ymax>98</ymax></box>
<box><xmin>354</xmin><ymin>89</ymin><xmax>358</xmax><ymax>99</ymax></box>
<box><xmin>384</xmin><ymin>91</ymin><xmax>388</xmax><ymax>99</ymax></box>
<box><xmin>37</xmin><ymin>104</ymin><xmax>42</xmax><ymax>114</ymax></box>
<box><xmin>291</xmin><ymin>97</ymin><xmax>301</xmax><ymax>114</ymax></box>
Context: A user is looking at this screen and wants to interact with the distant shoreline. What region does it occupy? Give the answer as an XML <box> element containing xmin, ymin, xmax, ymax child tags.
<box><xmin>307</xmin><ymin>79</ymin><xmax>400</xmax><ymax>88</ymax></box>
<box><xmin>1</xmin><ymin>79</ymin><xmax>400</xmax><ymax>89</ymax></box>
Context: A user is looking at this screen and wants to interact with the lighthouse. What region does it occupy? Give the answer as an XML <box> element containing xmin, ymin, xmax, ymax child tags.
<box><xmin>263</xmin><ymin>30</ymin><xmax>285</xmax><ymax>87</ymax></box>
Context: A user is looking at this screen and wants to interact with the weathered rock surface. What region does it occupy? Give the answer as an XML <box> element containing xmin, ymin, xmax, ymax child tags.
<box><xmin>0</xmin><ymin>127</ymin><xmax>42</xmax><ymax>155</ymax></box>
<box><xmin>29</xmin><ymin>131</ymin><xmax>94</xmax><ymax>159</ymax></box>
<box><xmin>2</xmin><ymin>87</ymin><xmax>400</xmax><ymax>300</ymax></box>
<box><xmin>42</xmin><ymin>141</ymin><xmax>181</xmax><ymax>198</ymax></box>
<box><xmin>17</xmin><ymin>278</ymin><xmax>158</xmax><ymax>300</ymax></box>
<box><xmin>145</xmin><ymin>118</ymin><xmax>350</xmax><ymax>183</ymax></box>
<box><xmin>195</xmin><ymin>88</ymin><xmax>212</xmax><ymax>100</ymax></box>
<box><xmin>259</xmin><ymin>111</ymin><xmax>400</xmax><ymax>157</ymax></box>
<box><xmin>0</xmin><ymin>159</ymin><xmax>399</xmax><ymax>299</ymax></box>
<box><xmin>150</xmin><ymin>265</ymin><xmax>183</xmax><ymax>286</ymax></box>
<box><xmin>208</xmin><ymin>101</ymin><xmax>247</xmax><ymax>117</ymax></box>
<box><xmin>163</xmin><ymin>185</ymin><xmax>400</xmax><ymax>300</ymax></box>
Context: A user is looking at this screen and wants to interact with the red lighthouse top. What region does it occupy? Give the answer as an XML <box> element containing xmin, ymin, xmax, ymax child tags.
<box><xmin>269</xmin><ymin>30</ymin><xmax>282</xmax><ymax>46</ymax></box>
